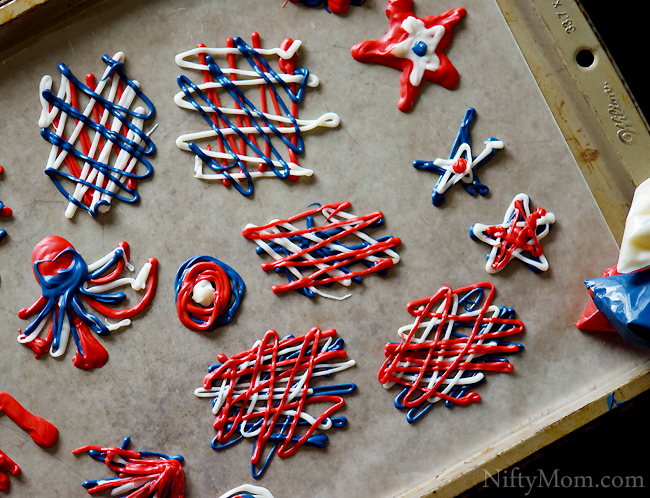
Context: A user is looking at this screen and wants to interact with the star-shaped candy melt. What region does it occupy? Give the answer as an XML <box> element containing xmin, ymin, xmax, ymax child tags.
<box><xmin>351</xmin><ymin>0</ymin><xmax>466</xmax><ymax>112</ymax></box>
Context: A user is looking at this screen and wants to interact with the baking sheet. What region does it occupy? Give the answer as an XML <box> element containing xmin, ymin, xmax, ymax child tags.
<box><xmin>0</xmin><ymin>0</ymin><xmax>648</xmax><ymax>497</ymax></box>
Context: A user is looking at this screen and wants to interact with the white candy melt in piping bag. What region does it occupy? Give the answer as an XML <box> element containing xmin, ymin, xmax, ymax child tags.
<box><xmin>618</xmin><ymin>177</ymin><xmax>650</xmax><ymax>273</ymax></box>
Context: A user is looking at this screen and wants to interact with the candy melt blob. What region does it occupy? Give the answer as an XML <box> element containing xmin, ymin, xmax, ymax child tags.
<box><xmin>195</xmin><ymin>327</ymin><xmax>356</xmax><ymax>478</ymax></box>
<box><xmin>242</xmin><ymin>202</ymin><xmax>401</xmax><ymax>300</ymax></box>
<box><xmin>471</xmin><ymin>193</ymin><xmax>556</xmax><ymax>274</ymax></box>
<box><xmin>288</xmin><ymin>0</ymin><xmax>365</xmax><ymax>14</ymax></box>
<box><xmin>39</xmin><ymin>52</ymin><xmax>156</xmax><ymax>218</ymax></box>
<box><xmin>174</xmin><ymin>255</ymin><xmax>245</xmax><ymax>331</ymax></box>
<box><xmin>73</xmin><ymin>437</ymin><xmax>184</xmax><ymax>498</ymax></box>
<box><xmin>414</xmin><ymin>108</ymin><xmax>504</xmax><ymax>206</ymax></box>
<box><xmin>175</xmin><ymin>33</ymin><xmax>340</xmax><ymax>196</ymax></box>
<box><xmin>17</xmin><ymin>236</ymin><xmax>158</xmax><ymax>370</ymax></box>
<box><xmin>351</xmin><ymin>0</ymin><xmax>466</xmax><ymax>112</ymax></box>
<box><xmin>0</xmin><ymin>392</ymin><xmax>58</xmax><ymax>491</ymax></box>
<box><xmin>218</xmin><ymin>484</ymin><xmax>275</xmax><ymax>498</ymax></box>
<box><xmin>379</xmin><ymin>283</ymin><xmax>524</xmax><ymax>422</ymax></box>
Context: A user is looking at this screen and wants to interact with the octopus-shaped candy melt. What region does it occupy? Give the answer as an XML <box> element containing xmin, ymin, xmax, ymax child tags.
<box><xmin>17</xmin><ymin>236</ymin><xmax>158</xmax><ymax>370</ymax></box>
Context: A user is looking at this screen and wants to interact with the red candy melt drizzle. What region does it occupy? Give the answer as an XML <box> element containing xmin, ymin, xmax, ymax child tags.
<box><xmin>485</xmin><ymin>200</ymin><xmax>547</xmax><ymax>272</ymax></box>
<box><xmin>0</xmin><ymin>392</ymin><xmax>58</xmax><ymax>491</ymax></box>
<box><xmin>379</xmin><ymin>282</ymin><xmax>524</xmax><ymax>409</ymax></box>
<box><xmin>242</xmin><ymin>201</ymin><xmax>401</xmax><ymax>295</ymax></box>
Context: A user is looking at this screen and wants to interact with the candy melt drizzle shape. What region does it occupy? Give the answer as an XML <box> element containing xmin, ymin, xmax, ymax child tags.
<box><xmin>286</xmin><ymin>0</ymin><xmax>365</xmax><ymax>14</ymax></box>
<box><xmin>0</xmin><ymin>392</ymin><xmax>58</xmax><ymax>492</ymax></box>
<box><xmin>73</xmin><ymin>437</ymin><xmax>184</xmax><ymax>498</ymax></box>
<box><xmin>175</xmin><ymin>33</ymin><xmax>340</xmax><ymax>196</ymax></box>
<box><xmin>351</xmin><ymin>0</ymin><xmax>466</xmax><ymax>112</ymax></box>
<box><xmin>38</xmin><ymin>52</ymin><xmax>156</xmax><ymax>218</ymax></box>
<box><xmin>413</xmin><ymin>108</ymin><xmax>504</xmax><ymax>206</ymax></box>
<box><xmin>195</xmin><ymin>327</ymin><xmax>356</xmax><ymax>478</ymax></box>
<box><xmin>174</xmin><ymin>255</ymin><xmax>245</xmax><ymax>331</ymax></box>
<box><xmin>470</xmin><ymin>193</ymin><xmax>556</xmax><ymax>274</ymax></box>
<box><xmin>379</xmin><ymin>283</ymin><xmax>524</xmax><ymax>422</ymax></box>
<box><xmin>242</xmin><ymin>202</ymin><xmax>401</xmax><ymax>300</ymax></box>
<box><xmin>17</xmin><ymin>236</ymin><xmax>158</xmax><ymax>370</ymax></box>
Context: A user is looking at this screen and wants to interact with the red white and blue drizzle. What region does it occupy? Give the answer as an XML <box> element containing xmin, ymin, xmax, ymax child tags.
<box><xmin>175</xmin><ymin>33</ymin><xmax>339</xmax><ymax>196</ymax></box>
<box><xmin>242</xmin><ymin>202</ymin><xmax>401</xmax><ymax>300</ymax></box>
<box><xmin>17</xmin><ymin>236</ymin><xmax>158</xmax><ymax>370</ymax></box>
<box><xmin>351</xmin><ymin>0</ymin><xmax>466</xmax><ymax>112</ymax></box>
<box><xmin>471</xmin><ymin>193</ymin><xmax>556</xmax><ymax>274</ymax></box>
<box><xmin>38</xmin><ymin>52</ymin><xmax>157</xmax><ymax>218</ymax></box>
<box><xmin>414</xmin><ymin>108</ymin><xmax>504</xmax><ymax>206</ymax></box>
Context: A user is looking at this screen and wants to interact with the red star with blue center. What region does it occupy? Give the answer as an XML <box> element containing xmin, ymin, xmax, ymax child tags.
<box><xmin>351</xmin><ymin>0</ymin><xmax>466</xmax><ymax>112</ymax></box>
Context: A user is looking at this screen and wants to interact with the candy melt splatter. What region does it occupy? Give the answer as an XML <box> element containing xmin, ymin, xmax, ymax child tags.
<box><xmin>287</xmin><ymin>0</ymin><xmax>365</xmax><ymax>14</ymax></box>
<box><xmin>195</xmin><ymin>327</ymin><xmax>356</xmax><ymax>478</ymax></box>
<box><xmin>175</xmin><ymin>33</ymin><xmax>340</xmax><ymax>196</ymax></box>
<box><xmin>351</xmin><ymin>0</ymin><xmax>466</xmax><ymax>112</ymax></box>
<box><xmin>73</xmin><ymin>437</ymin><xmax>184</xmax><ymax>498</ymax></box>
<box><xmin>38</xmin><ymin>52</ymin><xmax>156</xmax><ymax>219</ymax></box>
<box><xmin>413</xmin><ymin>108</ymin><xmax>504</xmax><ymax>206</ymax></box>
<box><xmin>174</xmin><ymin>255</ymin><xmax>245</xmax><ymax>331</ymax></box>
<box><xmin>17</xmin><ymin>236</ymin><xmax>158</xmax><ymax>370</ymax></box>
<box><xmin>218</xmin><ymin>484</ymin><xmax>275</xmax><ymax>498</ymax></box>
<box><xmin>379</xmin><ymin>283</ymin><xmax>524</xmax><ymax>422</ymax></box>
<box><xmin>242</xmin><ymin>202</ymin><xmax>401</xmax><ymax>300</ymax></box>
<box><xmin>0</xmin><ymin>392</ymin><xmax>58</xmax><ymax>492</ymax></box>
<box><xmin>471</xmin><ymin>193</ymin><xmax>556</xmax><ymax>274</ymax></box>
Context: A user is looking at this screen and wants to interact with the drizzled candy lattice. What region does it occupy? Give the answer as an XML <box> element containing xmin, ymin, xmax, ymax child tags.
<box><xmin>218</xmin><ymin>484</ymin><xmax>275</xmax><ymax>498</ymax></box>
<box><xmin>242</xmin><ymin>202</ymin><xmax>401</xmax><ymax>300</ymax></box>
<box><xmin>175</xmin><ymin>33</ymin><xmax>340</xmax><ymax>196</ymax></box>
<box><xmin>379</xmin><ymin>282</ymin><xmax>524</xmax><ymax>422</ymax></box>
<box><xmin>471</xmin><ymin>193</ymin><xmax>556</xmax><ymax>274</ymax></box>
<box><xmin>195</xmin><ymin>327</ymin><xmax>356</xmax><ymax>478</ymax></box>
<box><xmin>38</xmin><ymin>52</ymin><xmax>156</xmax><ymax>218</ymax></box>
<box><xmin>17</xmin><ymin>236</ymin><xmax>158</xmax><ymax>370</ymax></box>
<box><xmin>73</xmin><ymin>437</ymin><xmax>185</xmax><ymax>498</ymax></box>
<box><xmin>413</xmin><ymin>108</ymin><xmax>504</xmax><ymax>206</ymax></box>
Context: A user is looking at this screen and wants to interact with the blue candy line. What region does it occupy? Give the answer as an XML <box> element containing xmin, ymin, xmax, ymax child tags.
<box><xmin>41</xmin><ymin>54</ymin><xmax>156</xmax><ymax>217</ymax></box>
<box><xmin>177</xmin><ymin>37</ymin><xmax>313</xmax><ymax>196</ymax></box>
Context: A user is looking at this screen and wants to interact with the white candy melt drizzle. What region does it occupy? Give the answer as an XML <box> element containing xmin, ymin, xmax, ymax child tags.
<box><xmin>217</xmin><ymin>484</ymin><xmax>275</xmax><ymax>498</ymax></box>
<box><xmin>433</xmin><ymin>139</ymin><xmax>504</xmax><ymax>195</ymax></box>
<box><xmin>390</xmin><ymin>17</ymin><xmax>445</xmax><ymax>87</ymax></box>
<box><xmin>617</xmin><ymin>176</ymin><xmax>650</xmax><ymax>273</ymax></box>
<box><xmin>174</xmin><ymin>39</ymin><xmax>340</xmax><ymax>183</ymax></box>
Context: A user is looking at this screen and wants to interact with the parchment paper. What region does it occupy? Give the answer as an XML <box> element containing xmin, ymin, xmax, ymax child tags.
<box><xmin>0</xmin><ymin>0</ymin><xmax>648</xmax><ymax>496</ymax></box>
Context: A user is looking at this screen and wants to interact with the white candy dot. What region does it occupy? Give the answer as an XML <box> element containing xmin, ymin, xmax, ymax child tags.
<box><xmin>192</xmin><ymin>280</ymin><xmax>216</xmax><ymax>306</ymax></box>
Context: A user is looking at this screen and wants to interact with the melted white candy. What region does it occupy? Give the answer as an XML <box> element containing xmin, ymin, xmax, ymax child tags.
<box><xmin>390</xmin><ymin>17</ymin><xmax>445</xmax><ymax>87</ymax></box>
<box><xmin>192</xmin><ymin>279</ymin><xmax>216</xmax><ymax>306</ymax></box>
<box><xmin>617</xmin><ymin>177</ymin><xmax>650</xmax><ymax>273</ymax></box>
<box><xmin>194</xmin><ymin>334</ymin><xmax>355</xmax><ymax>436</ymax></box>
<box><xmin>217</xmin><ymin>484</ymin><xmax>275</xmax><ymax>498</ymax></box>
<box><xmin>174</xmin><ymin>40</ymin><xmax>340</xmax><ymax>183</ymax></box>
